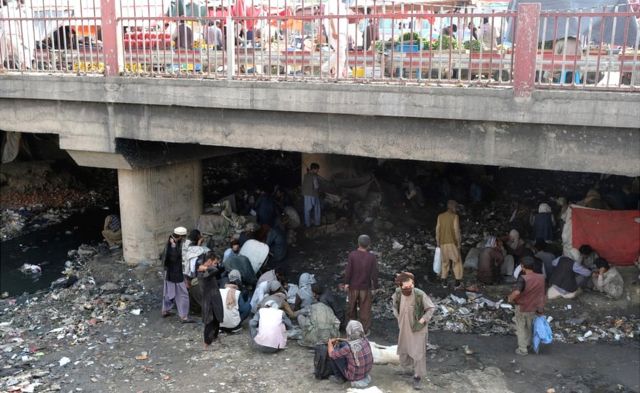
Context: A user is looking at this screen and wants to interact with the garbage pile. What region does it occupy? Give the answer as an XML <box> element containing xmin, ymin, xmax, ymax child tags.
<box><xmin>430</xmin><ymin>293</ymin><xmax>515</xmax><ymax>335</ymax></box>
<box><xmin>0</xmin><ymin>209</ymin><xmax>25</xmax><ymax>240</ymax></box>
<box><xmin>0</xmin><ymin>244</ymin><xmax>148</xmax><ymax>393</ymax></box>
<box><xmin>545</xmin><ymin>310</ymin><xmax>639</xmax><ymax>344</ymax></box>
<box><xmin>0</xmin><ymin>207</ymin><xmax>74</xmax><ymax>241</ymax></box>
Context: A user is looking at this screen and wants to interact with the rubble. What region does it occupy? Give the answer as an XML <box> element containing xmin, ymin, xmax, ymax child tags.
<box><xmin>0</xmin><ymin>244</ymin><xmax>149</xmax><ymax>393</ymax></box>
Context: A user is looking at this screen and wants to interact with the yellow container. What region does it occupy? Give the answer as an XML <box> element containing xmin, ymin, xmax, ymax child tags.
<box><xmin>353</xmin><ymin>67</ymin><xmax>365</xmax><ymax>78</ymax></box>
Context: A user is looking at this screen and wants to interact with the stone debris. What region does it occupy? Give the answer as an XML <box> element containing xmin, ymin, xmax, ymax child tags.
<box><xmin>0</xmin><ymin>244</ymin><xmax>148</xmax><ymax>393</ymax></box>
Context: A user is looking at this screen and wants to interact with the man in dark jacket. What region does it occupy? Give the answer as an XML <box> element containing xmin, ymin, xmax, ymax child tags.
<box><xmin>162</xmin><ymin>227</ymin><xmax>193</xmax><ymax>323</ymax></box>
<box><xmin>197</xmin><ymin>252</ymin><xmax>225</xmax><ymax>349</ymax></box>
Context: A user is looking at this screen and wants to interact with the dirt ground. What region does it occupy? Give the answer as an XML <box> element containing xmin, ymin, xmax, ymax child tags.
<box><xmin>3</xmin><ymin>234</ymin><xmax>637</xmax><ymax>393</ymax></box>
<box><xmin>2</xmin><ymin>159</ymin><xmax>639</xmax><ymax>393</ymax></box>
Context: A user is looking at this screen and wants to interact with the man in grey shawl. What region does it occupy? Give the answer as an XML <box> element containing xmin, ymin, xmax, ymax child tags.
<box><xmin>297</xmin><ymin>284</ymin><xmax>339</xmax><ymax>347</ymax></box>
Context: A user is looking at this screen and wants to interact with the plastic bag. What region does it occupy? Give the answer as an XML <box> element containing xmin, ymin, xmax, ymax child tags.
<box><xmin>433</xmin><ymin>247</ymin><xmax>442</xmax><ymax>274</ymax></box>
<box><xmin>533</xmin><ymin>315</ymin><xmax>553</xmax><ymax>353</ymax></box>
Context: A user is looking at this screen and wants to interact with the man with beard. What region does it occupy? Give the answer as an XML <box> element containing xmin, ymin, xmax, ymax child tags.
<box><xmin>161</xmin><ymin>227</ymin><xmax>193</xmax><ymax>323</ymax></box>
<box><xmin>392</xmin><ymin>272</ymin><xmax>436</xmax><ymax>390</ymax></box>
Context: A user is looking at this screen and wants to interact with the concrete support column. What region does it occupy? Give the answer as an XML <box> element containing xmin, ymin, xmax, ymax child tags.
<box><xmin>117</xmin><ymin>160</ymin><xmax>203</xmax><ymax>265</ymax></box>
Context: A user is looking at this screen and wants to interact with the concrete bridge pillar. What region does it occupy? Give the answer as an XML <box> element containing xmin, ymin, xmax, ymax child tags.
<box><xmin>117</xmin><ymin>160</ymin><xmax>203</xmax><ymax>265</ymax></box>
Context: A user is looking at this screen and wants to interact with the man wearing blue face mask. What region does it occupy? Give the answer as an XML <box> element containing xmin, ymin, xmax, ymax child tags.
<box><xmin>324</xmin><ymin>0</ymin><xmax>350</xmax><ymax>77</ymax></box>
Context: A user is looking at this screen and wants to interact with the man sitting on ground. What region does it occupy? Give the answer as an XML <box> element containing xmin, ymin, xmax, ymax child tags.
<box><xmin>249</xmin><ymin>300</ymin><xmax>292</xmax><ymax>353</ymax></box>
<box><xmin>219</xmin><ymin>270</ymin><xmax>251</xmax><ymax>332</ymax></box>
<box><xmin>592</xmin><ymin>258</ymin><xmax>624</xmax><ymax>299</ymax></box>
<box><xmin>533</xmin><ymin>239</ymin><xmax>556</xmax><ymax>281</ymax></box>
<box><xmin>256</xmin><ymin>281</ymin><xmax>297</xmax><ymax>319</ymax></box>
<box><xmin>578</xmin><ymin>244</ymin><xmax>599</xmax><ymax>270</ymax></box>
<box><xmin>223</xmin><ymin>239</ymin><xmax>241</xmax><ymax>263</ymax></box>
<box><xmin>547</xmin><ymin>252</ymin><xmax>590</xmax><ymax>299</ymax></box>
<box><xmin>476</xmin><ymin>236</ymin><xmax>504</xmax><ymax>285</ymax></box>
<box><xmin>102</xmin><ymin>214</ymin><xmax>122</xmax><ymax>248</ymax></box>
<box><xmin>298</xmin><ymin>285</ymin><xmax>340</xmax><ymax>347</ymax></box>
<box><xmin>327</xmin><ymin>320</ymin><xmax>374</xmax><ymax>388</ymax></box>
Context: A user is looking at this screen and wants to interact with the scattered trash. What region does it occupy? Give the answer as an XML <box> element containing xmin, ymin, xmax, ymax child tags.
<box><xmin>391</xmin><ymin>240</ymin><xmax>404</xmax><ymax>250</ymax></box>
<box><xmin>58</xmin><ymin>357</ymin><xmax>71</xmax><ymax>367</ymax></box>
<box><xmin>135</xmin><ymin>352</ymin><xmax>149</xmax><ymax>361</ymax></box>
<box><xmin>130</xmin><ymin>309</ymin><xmax>141</xmax><ymax>316</ymax></box>
<box><xmin>19</xmin><ymin>263</ymin><xmax>42</xmax><ymax>275</ymax></box>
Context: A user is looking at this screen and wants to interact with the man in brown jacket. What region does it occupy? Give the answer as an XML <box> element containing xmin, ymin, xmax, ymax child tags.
<box><xmin>508</xmin><ymin>257</ymin><xmax>546</xmax><ymax>356</ymax></box>
<box><xmin>436</xmin><ymin>200</ymin><xmax>462</xmax><ymax>289</ymax></box>
<box><xmin>344</xmin><ymin>234</ymin><xmax>378</xmax><ymax>335</ymax></box>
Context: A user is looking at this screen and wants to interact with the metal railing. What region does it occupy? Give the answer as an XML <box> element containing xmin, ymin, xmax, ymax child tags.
<box><xmin>1</xmin><ymin>0</ymin><xmax>638</xmax><ymax>93</ymax></box>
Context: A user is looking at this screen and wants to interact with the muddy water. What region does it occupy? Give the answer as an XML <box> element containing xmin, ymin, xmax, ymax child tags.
<box><xmin>0</xmin><ymin>209</ymin><xmax>105</xmax><ymax>296</ymax></box>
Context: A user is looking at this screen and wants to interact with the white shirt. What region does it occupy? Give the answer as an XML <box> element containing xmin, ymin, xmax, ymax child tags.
<box><xmin>219</xmin><ymin>287</ymin><xmax>241</xmax><ymax>328</ymax></box>
<box><xmin>254</xmin><ymin>308</ymin><xmax>287</xmax><ymax>349</ymax></box>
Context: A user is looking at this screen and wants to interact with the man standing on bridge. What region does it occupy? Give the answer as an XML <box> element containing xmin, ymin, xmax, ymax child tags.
<box><xmin>436</xmin><ymin>200</ymin><xmax>463</xmax><ymax>289</ymax></box>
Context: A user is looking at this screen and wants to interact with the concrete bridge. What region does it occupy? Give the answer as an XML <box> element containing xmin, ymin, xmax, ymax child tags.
<box><xmin>1</xmin><ymin>74</ymin><xmax>639</xmax><ymax>264</ymax></box>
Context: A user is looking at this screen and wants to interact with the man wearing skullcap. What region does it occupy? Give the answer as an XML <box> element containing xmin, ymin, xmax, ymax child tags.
<box><xmin>161</xmin><ymin>227</ymin><xmax>193</xmax><ymax>323</ymax></box>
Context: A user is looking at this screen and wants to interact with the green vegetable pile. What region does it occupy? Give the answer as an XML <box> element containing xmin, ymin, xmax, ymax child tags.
<box><xmin>463</xmin><ymin>40</ymin><xmax>482</xmax><ymax>52</ymax></box>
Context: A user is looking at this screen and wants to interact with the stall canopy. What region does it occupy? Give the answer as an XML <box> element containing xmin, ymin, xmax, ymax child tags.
<box><xmin>506</xmin><ymin>0</ymin><xmax>639</xmax><ymax>46</ymax></box>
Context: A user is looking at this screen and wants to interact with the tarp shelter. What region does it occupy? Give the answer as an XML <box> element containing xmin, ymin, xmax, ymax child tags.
<box><xmin>562</xmin><ymin>205</ymin><xmax>640</xmax><ymax>265</ymax></box>
<box><xmin>505</xmin><ymin>0</ymin><xmax>639</xmax><ymax>46</ymax></box>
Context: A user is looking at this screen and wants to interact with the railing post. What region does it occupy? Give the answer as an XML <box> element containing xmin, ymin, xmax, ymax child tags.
<box><xmin>101</xmin><ymin>0</ymin><xmax>122</xmax><ymax>76</ymax></box>
<box><xmin>226</xmin><ymin>15</ymin><xmax>235</xmax><ymax>79</ymax></box>
<box><xmin>513</xmin><ymin>3</ymin><xmax>541</xmax><ymax>97</ymax></box>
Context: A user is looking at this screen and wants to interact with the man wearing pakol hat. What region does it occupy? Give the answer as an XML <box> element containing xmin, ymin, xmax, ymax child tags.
<box><xmin>162</xmin><ymin>227</ymin><xmax>194</xmax><ymax>323</ymax></box>
<box><xmin>392</xmin><ymin>272</ymin><xmax>436</xmax><ymax>391</ymax></box>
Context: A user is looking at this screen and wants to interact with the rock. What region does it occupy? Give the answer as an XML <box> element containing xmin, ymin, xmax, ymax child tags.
<box><xmin>100</xmin><ymin>282</ymin><xmax>120</xmax><ymax>292</ymax></box>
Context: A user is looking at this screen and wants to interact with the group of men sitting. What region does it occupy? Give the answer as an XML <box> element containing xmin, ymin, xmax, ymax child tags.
<box><xmin>159</xmin><ymin>226</ymin><xmax>378</xmax><ymax>386</ymax></box>
<box><xmin>471</xmin><ymin>207</ymin><xmax>624</xmax><ymax>300</ymax></box>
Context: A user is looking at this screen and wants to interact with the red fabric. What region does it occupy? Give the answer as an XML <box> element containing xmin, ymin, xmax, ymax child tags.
<box><xmin>208</xmin><ymin>8</ymin><xmax>229</xmax><ymax>18</ymax></box>
<box><xmin>571</xmin><ymin>206</ymin><xmax>640</xmax><ymax>266</ymax></box>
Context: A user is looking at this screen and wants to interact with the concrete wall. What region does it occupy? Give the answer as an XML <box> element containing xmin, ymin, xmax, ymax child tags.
<box><xmin>1</xmin><ymin>75</ymin><xmax>639</xmax><ymax>129</ymax></box>
<box><xmin>0</xmin><ymin>76</ymin><xmax>639</xmax><ymax>176</ymax></box>
<box><xmin>118</xmin><ymin>160</ymin><xmax>203</xmax><ymax>265</ymax></box>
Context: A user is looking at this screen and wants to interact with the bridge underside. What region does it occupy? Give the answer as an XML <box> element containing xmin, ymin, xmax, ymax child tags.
<box><xmin>1</xmin><ymin>98</ymin><xmax>639</xmax><ymax>177</ymax></box>
<box><xmin>1</xmin><ymin>77</ymin><xmax>639</xmax><ymax>264</ymax></box>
